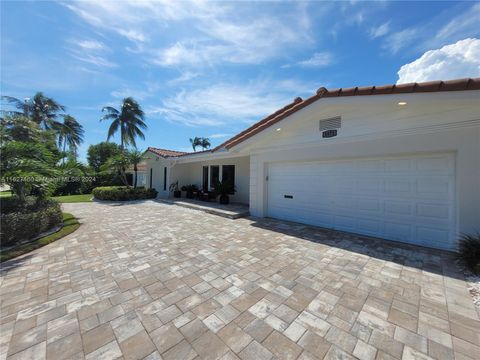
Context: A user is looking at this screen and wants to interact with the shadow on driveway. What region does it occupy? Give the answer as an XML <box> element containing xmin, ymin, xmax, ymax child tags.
<box><xmin>248</xmin><ymin>216</ymin><xmax>463</xmax><ymax>280</ymax></box>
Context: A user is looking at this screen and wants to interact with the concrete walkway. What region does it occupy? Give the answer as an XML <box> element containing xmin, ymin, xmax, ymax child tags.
<box><xmin>1</xmin><ymin>200</ymin><xmax>478</xmax><ymax>360</ymax></box>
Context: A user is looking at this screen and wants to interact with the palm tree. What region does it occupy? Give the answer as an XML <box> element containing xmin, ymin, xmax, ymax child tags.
<box><xmin>200</xmin><ymin>137</ymin><xmax>211</xmax><ymax>150</ymax></box>
<box><xmin>101</xmin><ymin>97</ymin><xmax>147</xmax><ymax>149</ymax></box>
<box><xmin>57</xmin><ymin>115</ymin><xmax>84</xmax><ymax>164</ymax></box>
<box><xmin>189</xmin><ymin>136</ymin><xmax>201</xmax><ymax>151</ymax></box>
<box><xmin>1</xmin><ymin>92</ymin><xmax>65</xmax><ymax>129</ymax></box>
<box><xmin>128</xmin><ymin>149</ymin><xmax>144</xmax><ymax>188</ymax></box>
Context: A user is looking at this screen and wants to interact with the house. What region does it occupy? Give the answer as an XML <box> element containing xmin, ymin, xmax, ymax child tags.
<box><xmin>126</xmin><ymin>163</ymin><xmax>147</xmax><ymax>188</ymax></box>
<box><xmin>144</xmin><ymin>78</ymin><xmax>480</xmax><ymax>251</ymax></box>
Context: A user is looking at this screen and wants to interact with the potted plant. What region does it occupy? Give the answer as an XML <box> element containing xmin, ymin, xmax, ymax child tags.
<box><xmin>181</xmin><ymin>184</ymin><xmax>198</xmax><ymax>199</ymax></box>
<box><xmin>169</xmin><ymin>181</ymin><xmax>181</xmax><ymax>198</ymax></box>
<box><xmin>213</xmin><ymin>180</ymin><xmax>236</xmax><ymax>205</ymax></box>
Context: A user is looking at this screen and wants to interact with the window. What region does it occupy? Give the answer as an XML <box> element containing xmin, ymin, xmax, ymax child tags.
<box><xmin>202</xmin><ymin>166</ymin><xmax>209</xmax><ymax>191</ymax></box>
<box><xmin>149</xmin><ymin>168</ymin><xmax>152</xmax><ymax>189</ymax></box>
<box><xmin>222</xmin><ymin>165</ymin><xmax>235</xmax><ymax>194</ymax></box>
<box><xmin>163</xmin><ymin>167</ymin><xmax>167</xmax><ymax>191</ymax></box>
<box><xmin>210</xmin><ymin>165</ymin><xmax>219</xmax><ymax>188</ymax></box>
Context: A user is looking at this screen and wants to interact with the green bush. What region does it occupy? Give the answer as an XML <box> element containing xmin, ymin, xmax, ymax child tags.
<box><xmin>458</xmin><ymin>233</ymin><xmax>480</xmax><ymax>274</ymax></box>
<box><xmin>0</xmin><ymin>197</ymin><xmax>63</xmax><ymax>247</ymax></box>
<box><xmin>92</xmin><ymin>186</ymin><xmax>157</xmax><ymax>201</ymax></box>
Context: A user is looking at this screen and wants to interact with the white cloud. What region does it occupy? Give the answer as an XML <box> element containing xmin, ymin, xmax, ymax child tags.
<box><xmin>369</xmin><ymin>22</ymin><xmax>390</xmax><ymax>39</ymax></box>
<box><xmin>64</xmin><ymin>0</ymin><xmax>312</xmax><ymax>67</ymax></box>
<box><xmin>297</xmin><ymin>52</ymin><xmax>333</xmax><ymax>67</ymax></box>
<box><xmin>397</xmin><ymin>38</ymin><xmax>480</xmax><ymax>83</ymax></box>
<box><xmin>384</xmin><ymin>28</ymin><xmax>419</xmax><ymax>54</ymax></box>
<box><xmin>167</xmin><ymin>71</ymin><xmax>200</xmax><ymax>85</ymax></box>
<box><xmin>68</xmin><ymin>38</ymin><xmax>116</xmax><ymax>68</ymax></box>
<box><xmin>77</xmin><ymin>40</ymin><xmax>105</xmax><ymax>50</ymax></box>
<box><xmin>432</xmin><ymin>3</ymin><xmax>480</xmax><ymax>47</ymax></box>
<box><xmin>209</xmin><ymin>133</ymin><xmax>233</xmax><ymax>139</ymax></box>
<box><xmin>147</xmin><ymin>79</ymin><xmax>315</xmax><ymax>127</ymax></box>
<box><xmin>383</xmin><ymin>3</ymin><xmax>480</xmax><ymax>55</ymax></box>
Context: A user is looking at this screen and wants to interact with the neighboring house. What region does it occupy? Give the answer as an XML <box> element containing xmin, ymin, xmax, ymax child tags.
<box><xmin>126</xmin><ymin>163</ymin><xmax>147</xmax><ymax>187</ymax></box>
<box><xmin>144</xmin><ymin>78</ymin><xmax>480</xmax><ymax>251</ymax></box>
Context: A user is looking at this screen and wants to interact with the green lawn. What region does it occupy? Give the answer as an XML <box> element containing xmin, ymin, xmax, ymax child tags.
<box><xmin>51</xmin><ymin>193</ymin><xmax>93</xmax><ymax>203</ymax></box>
<box><xmin>0</xmin><ymin>191</ymin><xmax>12</xmax><ymax>198</ymax></box>
<box><xmin>1</xmin><ymin>213</ymin><xmax>80</xmax><ymax>262</ymax></box>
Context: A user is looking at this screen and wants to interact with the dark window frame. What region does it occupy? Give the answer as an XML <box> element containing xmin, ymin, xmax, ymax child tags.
<box><xmin>210</xmin><ymin>165</ymin><xmax>220</xmax><ymax>188</ymax></box>
<box><xmin>163</xmin><ymin>167</ymin><xmax>167</xmax><ymax>191</ymax></box>
<box><xmin>222</xmin><ymin>165</ymin><xmax>235</xmax><ymax>195</ymax></box>
<box><xmin>202</xmin><ymin>166</ymin><xmax>209</xmax><ymax>191</ymax></box>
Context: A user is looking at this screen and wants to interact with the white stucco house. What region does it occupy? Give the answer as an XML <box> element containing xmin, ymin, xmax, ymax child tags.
<box><xmin>143</xmin><ymin>78</ymin><xmax>480</xmax><ymax>251</ymax></box>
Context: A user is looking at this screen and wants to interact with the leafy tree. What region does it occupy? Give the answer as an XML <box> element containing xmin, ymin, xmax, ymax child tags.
<box><xmin>101</xmin><ymin>154</ymin><xmax>130</xmax><ymax>186</ymax></box>
<box><xmin>57</xmin><ymin>115</ymin><xmax>84</xmax><ymax>164</ymax></box>
<box><xmin>128</xmin><ymin>149</ymin><xmax>144</xmax><ymax>188</ymax></box>
<box><xmin>0</xmin><ymin>116</ymin><xmax>58</xmax><ymax>200</ymax></box>
<box><xmin>189</xmin><ymin>137</ymin><xmax>210</xmax><ymax>151</ymax></box>
<box><xmin>87</xmin><ymin>142</ymin><xmax>122</xmax><ymax>172</ymax></box>
<box><xmin>101</xmin><ymin>97</ymin><xmax>147</xmax><ymax>149</ymax></box>
<box><xmin>1</xmin><ymin>92</ymin><xmax>65</xmax><ymax>130</ymax></box>
<box><xmin>200</xmin><ymin>137</ymin><xmax>211</xmax><ymax>150</ymax></box>
<box><xmin>189</xmin><ymin>136</ymin><xmax>201</xmax><ymax>151</ymax></box>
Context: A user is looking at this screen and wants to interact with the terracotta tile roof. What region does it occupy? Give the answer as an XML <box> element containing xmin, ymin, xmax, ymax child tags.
<box><xmin>147</xmin><ymin>78</ymin><xmax>479</xmax><ymax>155</ymax></box>
<box><xmin>219</xmin><ymin>78</ymin><xmax>480</xmax><ymax>150</ymax></box>
<box><xmin>146</xmin><ymin>147</ymin><xmax>188</xmax><ymax>158</ymax></box>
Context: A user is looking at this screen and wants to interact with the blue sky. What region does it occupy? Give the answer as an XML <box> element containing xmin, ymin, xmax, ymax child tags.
<box><xmin>2</xmin><ymin>1</ymin><xmax>479</xmax><ymax>161</ymax></box>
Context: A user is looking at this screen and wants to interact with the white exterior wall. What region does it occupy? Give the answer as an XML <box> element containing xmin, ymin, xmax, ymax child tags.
<box><xmin>247</xmin><ymin>91</ymin><xmax>480</xmax><ymax>249</ymax></box>
<box><xmin>144</xmin><ymin>156</ymin><xmax>172</xmax><ymax>198</ymax></box>
<box><xmin>171</xmin><ymin>156</ymin><xmax>250</xmax><ymax>204</ymax></box>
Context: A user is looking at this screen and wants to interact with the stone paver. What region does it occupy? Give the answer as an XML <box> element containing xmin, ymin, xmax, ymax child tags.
<box><xmin>1</xmin><ymin>200</ymin><xmax>479</xmax><ymax>360</ymax></box>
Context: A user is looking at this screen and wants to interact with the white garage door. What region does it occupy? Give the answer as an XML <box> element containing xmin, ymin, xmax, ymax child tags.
<box><xmin>267</xmin><ymin>153</ymin><xmax>456</xmax><ymax>250</ymax></box>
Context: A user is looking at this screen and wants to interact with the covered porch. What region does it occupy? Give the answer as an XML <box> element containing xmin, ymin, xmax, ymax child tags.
<box><xmin>168</xmin><ymin>155</ymin><xmax>250</xmax><ymax>205</ymax></box>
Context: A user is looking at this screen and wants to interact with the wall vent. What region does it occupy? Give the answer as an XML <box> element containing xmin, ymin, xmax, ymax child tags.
<box><xmin>319</xmin><ymin>116</ymin><xmax>341</xmax><ymax>131</ymax></box>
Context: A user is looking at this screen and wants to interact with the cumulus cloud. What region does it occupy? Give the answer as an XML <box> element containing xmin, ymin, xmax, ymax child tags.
<box><xmin>397</xmin><ymin>38</ymin><xmax>480</xmax><ymax>83</ymax></box>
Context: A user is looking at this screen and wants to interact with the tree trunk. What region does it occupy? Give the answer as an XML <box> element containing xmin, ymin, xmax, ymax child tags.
<box><xmin>134</xmin><ymin>166</ymin><xmax>138</xmax><ymax>188</ymax></box>
<box><xmin>62</xmin><ymin>140</ymin><xmax>67</xmax><ymax>165</ymax></box>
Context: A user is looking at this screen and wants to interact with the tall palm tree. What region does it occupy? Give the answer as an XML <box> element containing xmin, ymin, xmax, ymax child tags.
<box><xmin>128</xmin><ymin>149</ymin><xmax>144</xmax><ymax>188</ymax></box>
<box><xmin>1</xmin><ymin>92</ymin><xmax>65</xmax><ymax>129</ymax></box>
<box><xmin>101</xmin><ymin>97</ymin><xmax>147</xmax><ymax>149</ymax></box>
<box><xmin>200</xmin><ymin>137</ymin><xmax>211</xmax><ymax>150</ymax></box>
<box><xmin>57</xmin><ymin>115</ymin><xmax>84</xmax><ymax>164</ymax></box>
<box><xmin>189</xmin><ymin>136</ymin><xmax>201</xmax><ymax>152</ymax></box>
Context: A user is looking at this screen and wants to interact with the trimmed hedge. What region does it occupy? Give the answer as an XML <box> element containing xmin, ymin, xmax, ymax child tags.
<box><xmin>1</xmin><ymin>197</ymin><xmax>63</xmax><ymax>247</ymax></box>
<box><xmin>92</xmin><ymin>186</ymin><xmax>158</xmax><ymax>201</ymax></box>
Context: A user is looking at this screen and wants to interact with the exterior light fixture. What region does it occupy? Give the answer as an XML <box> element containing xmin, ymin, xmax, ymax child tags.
<box><xmin>276</xmin><ymin>128</ymin><xmax>282</xmax><ymax>132</ymax></box>
<box><xmin>398</xmin><ymin>101</ymin><xmax>407</xmax><ymax>106</ymax></box>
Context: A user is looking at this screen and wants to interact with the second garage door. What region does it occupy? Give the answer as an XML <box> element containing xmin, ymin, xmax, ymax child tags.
<box><xmin>266</xmin><ymin>153</ymin><xmax>456</xmax><ymax>250</ymax></box>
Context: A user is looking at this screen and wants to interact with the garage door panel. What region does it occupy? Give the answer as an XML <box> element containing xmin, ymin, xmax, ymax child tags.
<box><xmin>267</xmin><ymin>153</ymin><xmax>455</xmax><ymax>250</ymax></box>
<box><xmin>416</xmin><ymin>203</ymin><xmax>450</xmax><ymax>219</ymax></box>
<box><xmin>384</xmin><ymin>201</ymin><xmax>413</xmax><ymax>215</ymax></box>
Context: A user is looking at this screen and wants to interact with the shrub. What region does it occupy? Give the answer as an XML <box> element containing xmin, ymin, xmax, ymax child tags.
<box><xmin>92</xmin><ymin>186</ymin><xmax>157</xmax><ymax>201</ymax></box>
<box><xmin>457</xmin><ymin>233</ymin><xmax>480</xmax><ymax>274</ymax></box>
<box><xmin>0</xmin><ymin>197</ymin><xmax>63</xmax><ymax>247</ymax></box>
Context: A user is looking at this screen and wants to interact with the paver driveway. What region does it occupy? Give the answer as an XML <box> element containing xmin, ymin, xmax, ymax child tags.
<box><xmin>1</xmin><ymin>201</ymin><xmax>479</xmax><ymax>360</ymax></box>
